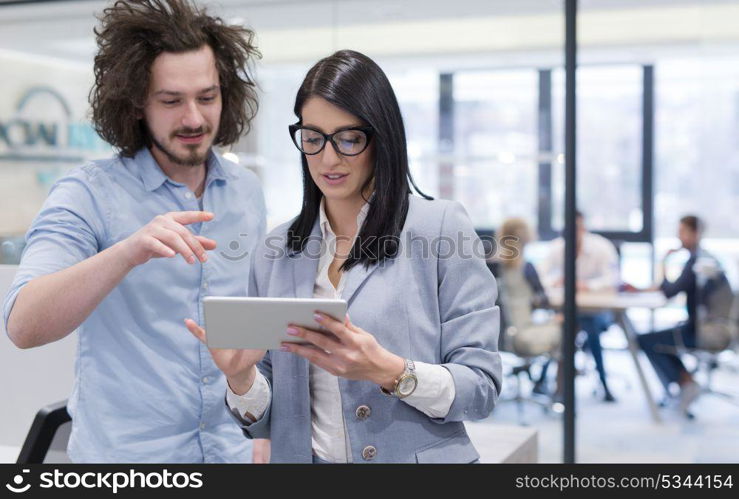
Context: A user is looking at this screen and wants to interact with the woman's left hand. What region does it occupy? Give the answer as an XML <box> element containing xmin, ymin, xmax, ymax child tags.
<box><xmin>281</xmin><ymin>312</ymin><xmax>405</xmax><ymax>391</ymax></box>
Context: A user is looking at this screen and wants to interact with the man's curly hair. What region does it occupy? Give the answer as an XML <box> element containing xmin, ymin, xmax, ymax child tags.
<box><xmin>90</xmin><ymin>0</ymin><xmax>260</xmax><ymax>156</ymax></box>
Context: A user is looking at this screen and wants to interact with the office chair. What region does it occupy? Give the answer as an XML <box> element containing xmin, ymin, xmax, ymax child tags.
<box><xmin>17</xmin><ymin>400</ymin><xmax>71</xmax><ymax>464</ymax></box>
<box><xmin>665</xmin><ymin>253</ymin><xmax>739</xmax><ymax>416</ymax></box>
<box><xmin>493</xmin><ymin>266</ymin><xmax>561</xmax><ymax>425</ymax></box>
<box><xmin>501</xmin><ymin>322</ymin><xmax>562</xmax><ymax>425</ymax></box>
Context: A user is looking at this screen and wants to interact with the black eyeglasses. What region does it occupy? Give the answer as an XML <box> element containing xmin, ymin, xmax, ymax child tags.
<box><xmin>289</xmin><ymin>124</ymin><xmax>374</xmax><ymax>156</ymax></box>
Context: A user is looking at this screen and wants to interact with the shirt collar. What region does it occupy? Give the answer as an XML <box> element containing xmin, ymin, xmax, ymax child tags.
<box><xmin>131</xmin><ymin>147</ymin><xmax>232</xmax><ymax>192</ymax></box>
<box><xmin>205</xmin><ymin>152</ymin><xmax>232</xmax><ymax>185</ymax></box>
<box><xmin>319</xmin><ymin>197</ymin><xmax>371</xmax><ymax>239</ymax></box>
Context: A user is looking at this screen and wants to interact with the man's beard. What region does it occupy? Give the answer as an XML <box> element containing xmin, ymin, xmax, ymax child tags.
<box><xmin>150</xmin><ymin>126</ymin><xmax>213</xmax><ymax>167</ymax></box>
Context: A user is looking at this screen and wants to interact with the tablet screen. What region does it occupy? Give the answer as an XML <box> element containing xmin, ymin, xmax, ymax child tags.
<box><xmin>203</xmin><ymin>296</ymin><xmax>347</xmax><ymax>350</ymax></box>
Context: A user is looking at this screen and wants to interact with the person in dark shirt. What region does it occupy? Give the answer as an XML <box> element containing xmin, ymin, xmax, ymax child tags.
<box><xmin>637</xmin><ymin>215</ymin><xmax>702</xmax><ymax>414</ymax></box>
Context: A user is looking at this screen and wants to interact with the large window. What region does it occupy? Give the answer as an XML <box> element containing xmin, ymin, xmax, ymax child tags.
<box><xmin>655</xmin><ymin>57</ymin><xmax>739</xmax><ymax>239</ymax></box>
<box><xmin>552</xmin><ymin>65</ymin><xmax>645</xmax><ymax>234</ymax></box>
<box><xmin>388</xmin><ymin>69</ymin><xmax>440</xmax><ymax>198</ymax></box>
<box><xmin>654</xmin><ymin>56</ymin><xmax>739</xmax><ymax>286</ymax></box>
<box><xmin>452</xmin><ymin>69</ymin><xmax>539</xmax><ymax>228</ymax></box>
<box><xmin>250</xmin><ymin>65</ymin><xmax>308</xmax><ymax>229</ymax></box>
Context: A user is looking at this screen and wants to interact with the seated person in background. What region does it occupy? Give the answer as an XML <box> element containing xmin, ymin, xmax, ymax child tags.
<box><xmin>541</xmin><ymin>211</ymin><xmax>619</xmax><ymax>402</ymax></box>
<box><xmin>495</xmin><ymin>218</ymin><xmax>562</xmax><ymax>396</ymax></box>
<box><xmin>636</xmin><ymin>215</ymin><xmax>703</xmax><ymax>413</ymax></box>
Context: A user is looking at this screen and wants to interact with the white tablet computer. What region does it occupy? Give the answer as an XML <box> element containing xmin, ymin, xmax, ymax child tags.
<box><xmin>203</xmin><ymin>296</ymin><xmax>347</xmax><ymax>350</ymax></box>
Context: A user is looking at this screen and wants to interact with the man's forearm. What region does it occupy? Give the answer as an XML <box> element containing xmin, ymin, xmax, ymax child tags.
<box><xmin>7</xmin><ymin>241</ymin><xmax>135</xmax><ymax>348</ymax></box>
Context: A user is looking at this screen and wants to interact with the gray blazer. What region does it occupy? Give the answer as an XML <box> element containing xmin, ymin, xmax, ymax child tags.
<box><xmin>235</xmin><ymin>196</ymin><xmax>502</xmax><ymax>463</ymax></box>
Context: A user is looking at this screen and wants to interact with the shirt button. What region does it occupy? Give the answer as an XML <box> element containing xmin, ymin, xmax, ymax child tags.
<box><xmin>202</xmin><ymin>282</ymin><xmax>209</xmax><ymax>290</ymax></box>
<box><xmin>355</xmin><ymin>405</ymin><xmax>371</xmax><ymax>420</ymax></box>
<box><xmin>185</xmin><ymin>192</ymin><xmax>194</xmax><ymax>200</ymax></box>
<box><xmin>362</xmin><ymin>445</ymin><xmax>377</xmax><ymax>461</ymax></box>
<box><xmin>202</xmin><ymin>376</ymin><xmax>210</xmax><ymax>384</ymax></box>
<box><xmin>199</xmin><ymin>422</ymin><xmax>206</xmax><ymax>431</ymax></box>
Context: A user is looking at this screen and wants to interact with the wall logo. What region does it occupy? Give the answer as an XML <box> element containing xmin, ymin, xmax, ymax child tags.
<box><xmin>5</xmin><ymin>469</ymin><xmax>31</xmax><ymax>494</ymax></box>
<box><xmin>0</xmin><ymin>86</ymin><xmax>107</xmax><ymax>162</ymax></box>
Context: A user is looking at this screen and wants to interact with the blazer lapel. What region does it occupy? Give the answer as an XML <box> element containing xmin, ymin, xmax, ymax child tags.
<box><xmin>341</xmin><ymin>261</ymin><xmax>381</xmax><ymax>305</ymax></box>
<box><xmin>288</xmin><ymin>220</ymin><xmax>319</xmax><ymax>423</ymax></box>
<box><xmin>292</xmin><ymin>219</ymin><xmax>321</xmax><ymax>298</ymax></box>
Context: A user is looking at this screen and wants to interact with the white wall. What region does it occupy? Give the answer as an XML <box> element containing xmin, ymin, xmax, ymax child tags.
<box><xmin>0</xmin><ymin>265</ymin><xmax>76</xmax><ymax>460</ymax></box>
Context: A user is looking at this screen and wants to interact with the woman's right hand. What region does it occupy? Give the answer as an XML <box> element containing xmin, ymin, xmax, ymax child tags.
<box><xmin>185</xmin><ymin>319</ymin><xmax>266</xmax><ymax>395</ymax></box>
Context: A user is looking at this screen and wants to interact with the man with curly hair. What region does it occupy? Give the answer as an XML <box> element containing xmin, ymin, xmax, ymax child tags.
<box><xmin>3</xmin><ymin>0</ymin><xmax>265</xmax><ymax>463</ymax></box>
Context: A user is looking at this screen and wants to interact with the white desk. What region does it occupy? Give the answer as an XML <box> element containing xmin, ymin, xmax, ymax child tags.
<box><xmin>549</xmin><ymin>290</ymin><xmax>667</xmax><ymax>423</ymax></box>
<box><xmin>0</xmin><ymin>445</ymin><xmax>19</xmax><ymax>464</ymax></box>
<box><xmin>466</xmin><ymin>423</ymin><xmax>538</xmax><ymax>463</ymax></box>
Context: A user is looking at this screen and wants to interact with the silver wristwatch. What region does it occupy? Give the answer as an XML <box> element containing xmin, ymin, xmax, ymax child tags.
<box><xmin>381</xmin><ymin>359</ymin><xmax>418</xmax><ymax>399</ymax></box>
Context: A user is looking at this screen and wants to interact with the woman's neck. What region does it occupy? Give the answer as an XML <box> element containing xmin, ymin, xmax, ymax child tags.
<box><xmin>324</xmin><ymin>195</ymin><xmax>368</xmax><ymax>239</ymax></box>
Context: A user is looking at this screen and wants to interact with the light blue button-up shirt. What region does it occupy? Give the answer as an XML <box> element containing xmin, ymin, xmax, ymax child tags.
<box><xmin>3</xmin><ymin>148</ymin><xmax>266</xmax><ymax>463</ymax></box>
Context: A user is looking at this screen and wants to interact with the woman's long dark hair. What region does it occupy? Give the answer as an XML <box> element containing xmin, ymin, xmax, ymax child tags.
<box><xmin>287</xmin><ymin>49</ymin><xmax>431</xmax><ymax>270</ymax></box>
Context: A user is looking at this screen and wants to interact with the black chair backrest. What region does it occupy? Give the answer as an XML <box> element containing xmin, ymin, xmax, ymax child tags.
<box><xmin>16</xmin><ymin>400</ymin><xmax>70</xmax><ymax>464</ymax></box>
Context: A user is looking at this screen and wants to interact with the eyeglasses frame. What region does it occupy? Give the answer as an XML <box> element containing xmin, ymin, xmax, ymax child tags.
<box><xmin>288</xmin><ymin>123</ymin><xmax>375</xmax><ymax>157</ymax></box>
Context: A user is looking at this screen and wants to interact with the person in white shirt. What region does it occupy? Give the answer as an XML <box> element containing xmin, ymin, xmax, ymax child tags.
<box><xmin>541</xmin><ymin>211</ymin><xmax>619</xmax><ymax>402</ymax></box>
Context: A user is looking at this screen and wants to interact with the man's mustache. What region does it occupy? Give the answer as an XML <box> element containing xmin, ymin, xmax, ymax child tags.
<box><xmin>171</xmin><ymin>126</ymin><xmax>210</xmax><ymax>138</ymax></box>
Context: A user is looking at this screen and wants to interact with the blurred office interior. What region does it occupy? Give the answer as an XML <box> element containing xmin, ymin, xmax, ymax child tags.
<box><xmin>1</xmin><ymin>0</ymin><xmax>738</xmax><ymax>463</ymax></box>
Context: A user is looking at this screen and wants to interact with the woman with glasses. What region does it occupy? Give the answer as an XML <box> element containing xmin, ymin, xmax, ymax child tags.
<box><xmin>186</xmin><ymin>50</ymin><xmax>501</xmax><ymax>463</ymax></box>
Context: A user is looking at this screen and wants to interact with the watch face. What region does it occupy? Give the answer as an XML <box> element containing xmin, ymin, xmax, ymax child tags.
<box><xmin>397</xmin><ymin>375</ymin><xmax>417</xmax><ymax>397</ymax></box>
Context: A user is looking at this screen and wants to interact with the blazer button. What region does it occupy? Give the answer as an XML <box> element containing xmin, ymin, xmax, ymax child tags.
<box><xmin>355</xmin><ymin>405</ymin><xmax>371</xmax><ymax>420</ymax></box>
<box><xmin>362</xmin><ymin>445</ymin><xmax>377</xmax><ymax>461</ymax></box>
